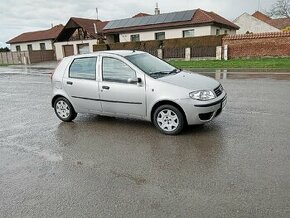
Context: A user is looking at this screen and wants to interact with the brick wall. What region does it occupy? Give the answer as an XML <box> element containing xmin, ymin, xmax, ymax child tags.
<box><xmin>223</xmin><ymin>32</ymin><xmax>290</xmax><ymax>58</ymax></box>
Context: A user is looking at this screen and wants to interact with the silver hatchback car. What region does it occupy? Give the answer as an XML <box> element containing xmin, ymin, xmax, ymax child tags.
<box><xmin>51</xmin><ymin>50</ymin><xmax>226</xmax><ymax>135</ymax></box>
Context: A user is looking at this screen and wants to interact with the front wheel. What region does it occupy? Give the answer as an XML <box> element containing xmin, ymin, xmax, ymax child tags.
<box><xmin>153</xmin><ymin>105</ymin><xmax>185</xmax><ymax>135</ymax></box>
<box><xmin>54</xmin><ymin>97</ymin><xmax>77</xmax><ymax>122</ymax></box>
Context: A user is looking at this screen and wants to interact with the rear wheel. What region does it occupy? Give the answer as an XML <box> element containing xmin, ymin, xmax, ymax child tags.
<box><xmin>153</xmin><ymin>105</ymin><xmax>185</xmax><ymax>135</ymax></box>
<box><xmin>54</xmin><ymin>97</ymin><xmax>77</xmax><ymax>122</ymax></box>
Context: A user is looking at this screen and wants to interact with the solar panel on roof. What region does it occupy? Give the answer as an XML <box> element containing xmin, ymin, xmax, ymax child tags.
<box><xmin>139</xmin><ymin>16</ymin><xmax>151</xmax><ymax>26</ymax></box>
<box><xmin>171</xmin><ymin>11</ymin><xmax>185</xmax><ymax>22</ymax></box>
<box><xmin>118</xmin><ymin>19</ymin><xmax>130</xmax><ymax>28</ymax></box>
<box><xmin>164</xmin><ymin>13</ymin><xmax>176</xmax><ymax>23</ymax></box>
<box><xmin>103</xmin><ymin>10</ymin><xmax>196</xmax><ymax>30</ymax></box>
<box><xmin>132</xmin><ymin>17</ymin><xmax>143</xmax><ymax>26</ymax></box>
<box><xmin>123</xmin><ymin>18</ymin><xmax>135</xmax><ymax>27</ymax></box>
<box><xmin>155</xmin><ymin>14</ymin><xmax>167</xmax><ymax>24</ymax></box>
<box><xmin>183</xmin><ymin>10</ymin><xmax>195</xmax><ymax>20</ymax></box>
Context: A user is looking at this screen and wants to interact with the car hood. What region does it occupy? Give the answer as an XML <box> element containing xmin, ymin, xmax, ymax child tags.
<box><xmin>157</xmin><ymin>71</ymin><xmax>220</xmax><ymax>91</ymax></box>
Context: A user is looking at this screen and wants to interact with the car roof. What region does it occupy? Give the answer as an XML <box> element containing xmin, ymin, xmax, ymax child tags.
<box><xmin>70</xmin><ymin>50</ymin><xmax>146</xmax><ymax>59</ymax></box>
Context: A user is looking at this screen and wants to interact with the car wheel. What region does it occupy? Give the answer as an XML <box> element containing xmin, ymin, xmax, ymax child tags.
<box><xmin>54</xmin><ymin>97</ymin><xmax>77</xmax><ymax>122</ymax></box>
<box><xmin>153</xmin><ymin>105</ymin><xmax>185</xmax><ymax>135</ymax></box>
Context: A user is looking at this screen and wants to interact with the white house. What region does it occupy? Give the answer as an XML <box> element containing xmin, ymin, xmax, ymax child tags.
<box><xmin>54</xmin><ymin>17</ymin><xmax>108</xmax><ymax>60</ymax></box>
<box><xmin>233</xmin><ymin>13</ymin><xmax>280</xmax><ymax>34</ymax></box>
<box><xmin>103</xmin><ymin>9</ymin><xmax>239</xmax><ymax>43</ymax></box>
<box><xmin>7</xmin><ymin>25</ymin><xmax>63</xmax><ymax>52</ymax></box>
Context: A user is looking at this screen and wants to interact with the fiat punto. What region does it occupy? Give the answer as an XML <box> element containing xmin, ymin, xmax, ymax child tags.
<box><xmin>51</xmin><ymin>50</ymin><xmax>226</xmax><ymax>135</ymax></box>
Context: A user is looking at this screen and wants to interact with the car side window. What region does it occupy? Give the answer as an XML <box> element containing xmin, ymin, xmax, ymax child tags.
<box><xmin>69</xmin><ymin>57</ymin><xmax>97</xmax><ymax>80</ymax></box>
<box><xmin>102</xmin><ymin>57</ymin><xmax>136</xmax><ymax>83</ymax></box>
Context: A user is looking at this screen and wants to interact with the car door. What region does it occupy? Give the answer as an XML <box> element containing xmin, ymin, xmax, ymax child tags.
<box><xmin>63</xmin><ymin>56</ymin><xmax>102</xmax><ymax>113</ymax></box>
<box><xmin>99</xmin><ymin>56</ymin><xmax>146</xmax><ymax>118</ymax></box>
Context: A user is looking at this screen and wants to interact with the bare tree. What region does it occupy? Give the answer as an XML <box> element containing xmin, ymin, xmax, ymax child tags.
<box><xmin>269</xmin><ymin>0</ymin><xmax>290</xmax><ymax>18</ymax></box>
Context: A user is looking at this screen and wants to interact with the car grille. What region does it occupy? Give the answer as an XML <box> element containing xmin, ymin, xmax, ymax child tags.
<box><xmin>214</xmin><ymin>85</ymin><xmax>223</xmax><ymax>97</ymax></box>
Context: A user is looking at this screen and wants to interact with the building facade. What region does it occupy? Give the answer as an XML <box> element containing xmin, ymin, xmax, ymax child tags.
<box><xmin>54</xmin><ymin>17</ymin><xmax>108</xmax><ymax>60</ymax></box>
<box><xmin>103</xmin><ymin>9</ymin><xmax>239</xmax><ymax>43</ymax></box>
<box><xmin>7</xmin><ymin>25</ymin><xmax>63</xmax><ymax>52</ymax></box>
<box><xmin>234</xmin><ymin>11</ymin><xmax>290</xmax><ymax>34</ymax></box>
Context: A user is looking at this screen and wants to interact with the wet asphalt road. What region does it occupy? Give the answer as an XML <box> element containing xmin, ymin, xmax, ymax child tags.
<box><xmin>0</xmin><ymin>67</ymin><xmax>290</xmax><ymax>218</ymax></box>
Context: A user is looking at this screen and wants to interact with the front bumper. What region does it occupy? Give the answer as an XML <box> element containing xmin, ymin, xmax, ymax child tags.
<box><xmin>176</xmin><ymin>93</ymin><xmax>227</xmax><ymax>125</ymax></box>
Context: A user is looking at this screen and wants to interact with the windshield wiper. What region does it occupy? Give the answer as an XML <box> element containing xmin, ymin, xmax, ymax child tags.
<box><xmin>148</xmin><ymin>71</ymin><xmax>170</xmax><ymax>78</ymax></box>
<box><xmin>168</xmin><ymin>68</ymin><xmax>181</xmax><ymax>75</ymax></box>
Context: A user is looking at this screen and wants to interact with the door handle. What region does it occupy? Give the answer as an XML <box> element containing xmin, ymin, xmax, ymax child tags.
<box><xmin>102</xmin><ymin>86</ymin><xmax>110</xmax><ymax>90</ymax></box>
<box><xmin>67</xmin><ymin>81</ymin><xmax>73</xmax><ymax>85</ymax></box>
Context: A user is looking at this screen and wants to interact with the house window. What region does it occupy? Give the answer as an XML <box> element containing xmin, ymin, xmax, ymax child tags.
<box><xmin>155</xmin><ymin>32</ymin><xmax>165</xmax><ymax>40</ymax></box>
<box><xmin>27</xmin><ymin>44</ymin><xmax>33</xmax><ymax>51</ymax></box>
<box><xmin>130</xmin><ymin>34</ymin><xmax>140</xmax><ymax>42</ymax></box>
<box><xmin>16</xmin><ymin>46</ymin><xmax>21</xmax><ymax>52</ymax></box>
<box><xmin>183</xmin><ymin>29</ymin><xmax>195</xmax><ymax>38</ymax></box>
<box><xmin>40</xmin><ymin>43</ymin><xmax>46</xmax><ymax>50</ymax></box>
<box><xmin>216</xmin><ymin>29</ymin><xmax>220</xmax><ymax>36</ymax></box>
<box><xmin>224</xmin><ymin>30</ymin><xmax>228</xmax><ymax>35</ymax></box>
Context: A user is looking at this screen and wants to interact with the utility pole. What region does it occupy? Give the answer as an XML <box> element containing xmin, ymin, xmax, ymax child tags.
<box><xmin>96</xmin><ymin>7</ymin><xmax>99</xmax><ymax>20</ymax></box>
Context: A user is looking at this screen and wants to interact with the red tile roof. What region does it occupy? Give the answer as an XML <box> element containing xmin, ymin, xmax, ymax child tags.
<box><xmin>70</xmin><ymin>17</ymin><xmax>109</xmax><ymax>38</ymax></box>
<box><xmin>266</xmin><ymin>18</ymin><xmax>290</xmax><ymax>30</ymax></box>
<box><xmin>7</xmin><ymin>25</ymin><xmax>63</xmax><ymax>44</ymax></box>
<box><xmin>103</xmin><ymin>9</ymin><xmax>239</xmax><ymax>34</ymax></box>
<box><xmin>252</xmin><ymin>11</ymin><xmax>290</xmax><ymax>30</ymax></box>
<box><xmin>252</xmin><ymin>11</ymin><xmax>271</xmax><ymax>22</ymax></box>
<box><xmin>132</xmin><ymin>13</ymin><xmax>151</xmax><ymax>18</ymax></box>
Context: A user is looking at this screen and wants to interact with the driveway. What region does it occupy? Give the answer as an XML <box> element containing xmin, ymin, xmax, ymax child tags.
<box><xmin>0</xmin><ymin>68</ymin><xmax>290</xmax><ymax>218</ymax></box>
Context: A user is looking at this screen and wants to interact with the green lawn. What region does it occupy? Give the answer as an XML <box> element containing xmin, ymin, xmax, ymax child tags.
<box><xmin>169</xmin><ymin>57</ymin><xmax>290</xmax><ymax>70</ymax></box>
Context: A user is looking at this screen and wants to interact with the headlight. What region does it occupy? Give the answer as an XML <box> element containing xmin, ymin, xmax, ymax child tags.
<box><xmin>189</xmin><ymin>90</ymin><xmax>215</xmax><ymax>101</ymax></box>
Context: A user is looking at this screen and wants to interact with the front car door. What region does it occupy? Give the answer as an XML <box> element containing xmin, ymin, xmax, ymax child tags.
<box><xmin>99</xmin><ymin>55</ymin><xmax>146</xmax><ymax>118</ymax></box>
<box><xmin>63</xmin><ymin>56</ymin><xmax>102</xmax><ymax>113</ymax></box>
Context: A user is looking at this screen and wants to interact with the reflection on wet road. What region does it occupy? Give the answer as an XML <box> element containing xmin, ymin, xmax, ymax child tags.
<box><xmin>1</xmin><ymin>68</ymin><xmax>290</xmax><ymax>217</ymax></box>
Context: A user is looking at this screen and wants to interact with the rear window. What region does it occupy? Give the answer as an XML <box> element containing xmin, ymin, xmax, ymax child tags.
<box><xmin>69</xmin><ymin>57</ymin><xmax>97</xmax><ymax>80</ymax></box>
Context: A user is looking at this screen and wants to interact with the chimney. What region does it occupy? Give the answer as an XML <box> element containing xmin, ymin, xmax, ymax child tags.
<box><xmin>155</xmin><ymin>3</ymin><xmax>160</xmax><ymax>15</ymax></box>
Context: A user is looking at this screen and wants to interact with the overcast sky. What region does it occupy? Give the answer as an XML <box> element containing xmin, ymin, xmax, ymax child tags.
<box><xmin>0</xmin><ymin>0</ymin><xmax>277</xmax><ymax>47</ymax></box>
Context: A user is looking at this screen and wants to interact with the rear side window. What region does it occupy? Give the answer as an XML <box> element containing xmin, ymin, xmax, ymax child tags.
<box><xmin>102</xmin><ymin>57</ymin><xmax>136</xmax><ymax>83</ymax></box>
<box><xmin>69</xmin><ymin>57</ymin><xmax>97</xmax><ymax>80</ymax></box>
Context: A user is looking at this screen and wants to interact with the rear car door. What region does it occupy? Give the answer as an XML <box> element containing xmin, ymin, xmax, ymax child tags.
<box><xmin>63</xmin><ymin>56</ymin><xmax>102</xmax><ymax>113</ymax></box>
<box><xmin>99</xmin><ymin>56</ymin><xmax>146</xmax><ymax>118</ymax></box>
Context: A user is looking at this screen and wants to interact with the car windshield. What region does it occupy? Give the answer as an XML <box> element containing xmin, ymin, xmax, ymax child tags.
<box><xmin>125</xmin><ymin>53</ymin><xmax>180</xmax><ymax>78</ymax></box>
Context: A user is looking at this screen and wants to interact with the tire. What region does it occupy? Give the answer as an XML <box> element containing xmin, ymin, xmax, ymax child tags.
<box><xmin>153</xmin><ymin>104</ymin><xmax>185</xmax><ymax>135</ymax></box>
<box><xmin>54</xmin><ymin>97</ymin><xmax>77</xmax><ymax>122</ymax></box>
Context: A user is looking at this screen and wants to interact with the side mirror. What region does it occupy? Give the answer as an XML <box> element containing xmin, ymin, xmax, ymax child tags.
<box><xmin>128</xmin><ymin>77</ymin><xmax>141</xmax><ymax>84</ymax></box>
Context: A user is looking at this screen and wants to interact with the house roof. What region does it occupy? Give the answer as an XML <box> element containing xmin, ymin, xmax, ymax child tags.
<box><xmin>70</xmin><ymin>17</ymin><xmax>109</xmax><ymax>37</ymax></box>
<box><xmin>266</xmin><ymin>18</ymin><xmax>290</xmax><ymax>30</ymax></box>
<box><xmin>7</xmin><ymin>25</ymin><xmax>63</xmax><ymax>44</ymax></box>
<box><xmin>252</xmin><ymin>11</ymin><xmax>271</xmax><ymax>22</ymax></box>
<box><xmin>55</xmin><ymin>17</ymin><xmax>109</xmax><ymax>42</ymax></box>
<box><xmin>252</xmin><ymin>11</ymin><xmax>290</xmax><ymax>30</ymax></box>
<box><xmin>132</xmin><ymin>13</ymin><xmax>151</xmax><ymax>18</ymax></box>
<box><xmin>103</xmin><ymin>9</ymin><xmax>239</xmax><ymax>34</ymax></box>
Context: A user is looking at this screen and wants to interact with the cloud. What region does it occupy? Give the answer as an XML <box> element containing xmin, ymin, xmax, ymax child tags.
<box><xmin>0</xmin><ymin>0</ymin><xmax>276</xmax><ymax>47</ymax></box>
